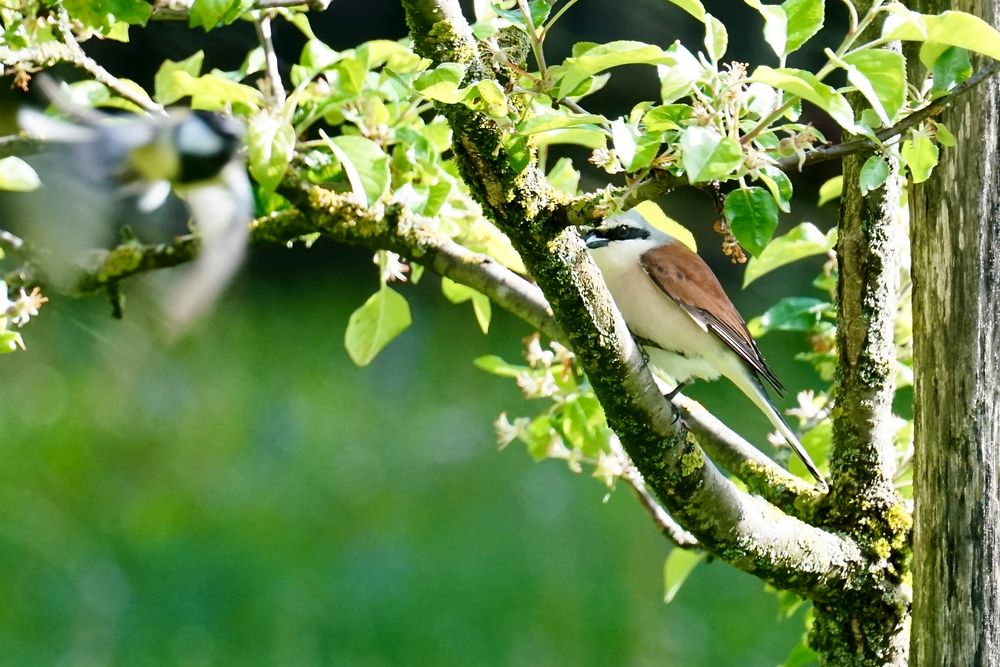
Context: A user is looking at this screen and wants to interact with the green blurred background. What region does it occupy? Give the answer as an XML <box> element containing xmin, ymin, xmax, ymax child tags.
<box><xmin>0</xmin><ymin>1</ymin><xmax>843</xmax><ymax>664</ymax></box>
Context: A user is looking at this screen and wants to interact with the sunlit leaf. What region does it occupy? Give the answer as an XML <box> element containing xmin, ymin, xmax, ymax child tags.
<box><xmin>552</xmin><ymin>41</ymin><xmax>676</xmax><ymax>98</ymax></box>
<box><xmin>882</xmin><ymin>7</ymin><xmax>1000</xmax><ymax>60</ymax></box>
<box><xmin>704</xmin><ymin>14</ymin><xmax>728</xmax><ymax>62</ymax></box>
<box><xmin>663</xmin><ymin>0</ymin><xmax>706</xmax><ymax>22</ymax></box>
<box><xmin>752</xmin><ymin>296</ymin><xmax>831</xmax><ymax>334</ymax></box>
<box><xmin>663</xmin><ymin>548</ymin><xmax>706</xmax><ymax>603</ymax></box>
<box><xmin>745</xmin><ymin>0</ymin><xmax>788</xmax><ymax>58</ymax></box>
<box><xmin>324</xmin><ymin>134</ymin><xmax>391</xmax><ymax>206</ymax></box>
<box><xmin>901</xmin><ymin>133</ymin><xmax>939</xmax><ymax>184</ymax></box>
<box><xmin>743</xmin><ymin>222</ymin><xmax>835</xmax><ymax>287</ymax></box>
<box><xmin>842</xmin><ymin>49</ymin><xmax>906</xmax><ymax>124</ymax></box>
<box><xmin>190</xmin><ymin>0</ymin><xmax>252</xmax><ymax>30</ymax></box>
<box><xmin>757</xmin><ymin>164</ymin><xmax>793</xmax><ymax>213</ymax></box>
<box><xmin>817</xmin><ymin>175</ymin><xmax>843</xmax><ymax>206</ymax></box>
<box><xmin>782</xmin><ymin>0</ymin><xmax>824</xmax><ymax>55</ymax></box>
<box><xmin>751</xmin><ymin>66</ymin><xmax>859</xmax><ymax>133</ymax></box>
<box><xmin>680</xmin><ymin>126</ymin><xmax>742</xmax><ymax>183</ymax></box>
<box><xmin>0</xmin><ymin>157</ymin><xmax>40</xmax><ymax>192</ymax></box>
<box><xmin>441</xmin><ymin>277</ymin><xmax>492</xmax><ymax>334</ymax></box>
<box><xmin>859</xmin><ymin>155</ymin><xmax>890</xmax><ymax>195</ymax></box>
<box><xmin>344</xmin><ymin>287</ymin><xmax>412</xmax><ymax>366</ymax></box>
<box><xmin>474</xmin><ymin>354</ymin><xmax>531</xmax><ymax>378</ymax></box>
<box><xmin>633</xmin><ymin>201</ymin><xmax>697</xmax><ymax>251</ymax></box>
<box><xmin>247</xmin><ymin>113</ymin><xmax>296</xmax><ymax>192</ymax></box>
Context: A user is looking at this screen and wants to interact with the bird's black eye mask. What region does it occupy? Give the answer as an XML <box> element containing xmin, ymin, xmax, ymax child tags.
<box><xmin>583</xmin><ymin>224</ymin><xmax>650</xmax><ymax>249</ymax></box>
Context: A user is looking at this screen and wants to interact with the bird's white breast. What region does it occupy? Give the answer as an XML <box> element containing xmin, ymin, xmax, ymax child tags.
<box><xmin>588</xmin><ymin>241</ymin><xmax>727</xmax><ymax>384</ymax></box>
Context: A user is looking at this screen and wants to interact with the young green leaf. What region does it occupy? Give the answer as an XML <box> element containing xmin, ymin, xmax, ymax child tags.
<box><xmin>817</xmin><ymin>175</ymin><xmax>843</xmax><ymax>206</ymax></box>
<box><xmin>663</xmin><ymin>0</ymin><xmax>706</xmax><ymax>22</ymax></box>
<box><xmin>440</xmin><ymin>277</ymin><xmax>492</xmax><ymax>334</ymax></box>
<box><xmin>663</xmin><ymin>548</ymin><xmax>706</xmax><ymax>603</ymax></box>
<box><xmin>842</xmin><ymin>49</ymin><xmax>906</xmax><ymax>124</ymax></box>
<box><xmin>344</xmin><ymin>287</ymin><xmax>412</xmax><ymax>366</ymax></box>
<box><xmin>552</xmin><ymin>41</ymin><xmax>676</xmax><ymax>98</ymax></box>
<box><xmin>611</xmin><ymin>118</ymin><xmax>662</xmax><ymax>171</ymax></box>
<box><xmin>247</xmin><ymin>113</ymin><xmax>296</xmax><ymax>192</ymax></box>
<box><xmin>752</xmin><ymin>296</ymin><xmax>831</xmax><ymax>335</ymax></box>
<box><xmin>546</xmin><ymin>157</ymin><xmax>581</xmax><ymax>194</ymax></box>
<box><xmin>324</xmin><ymin>134</ymin><xmax>391</xmax><ymax>205</ymax></box>
<box><xmin>0</xmin><ymin>157</ymin><xmax>41</xmax><ymax>192</ymax></box>
<box><xmin>413</xmin><ymin>63</ymin><xmax>468</xmax><ymax>103</ymax></box>
<box><xmin>189</xmin><ymin>0</ymin><xmax>252</xmax><ymax>30</ymax></box>
<box><xmin>882</xmin><ymin>8</ymin><xmax>1000</xmax><ymax>61</ymax></box>
<box><xmin>516</xmin><ymin>112</ymin><xmax>608</xmax><ymax>135</ymax></box>
<box><xmin>757</xmin><ymin>164</ymin><xmax>793</xmax><ymax>213</ymax></box>
<box><xmin>724</xmin><ymin>187</ymin><xmax>779</xmax><ymax>257</ymax></box>
<box><xmin>704</xmin><ymin>14</ymin><xmax>729</xmax><ymax>62</ymax></box>
<box><xmin>781</xmin><ymin>0</ymin><xmax>824</xmax><ymax>55</ymax></box>
<box><xmin>924</xmin><ymin>46</ymin><xmax>973</xmax><ymax>93</ymax></box>
<box><xmin>859</xmin><ymin>155</ymin><xmax>890</xmax><ymax>195</ymax></box>
<box><xmin>680</xmin><ymin>126</ymin><xmax>743</xmax><ymax>183</ymax></box>
<box><xmin>657</xmin><ymin>43</ymin><xmax>703</xmax><ymax>103</ymax></box>
<box><xmin>901</xmin><ymin>133</ymin><xmax>939</xmax><ymax>184</ymax></box>
<box><xmin>743</xmin><ymin>222</ymin><xmax>835</xmax><ymax>287</ymax></box>
<box><xmin>745</xmin><ymin>0</ymin><xmax>788</xmax><ymax>58</ymax></box>
<box><xmin>751</xmin><ymin>66</ymin><xmax>859</xmax><ymax>133</ymax></box>
<box><xmin>474</xmin><ymin>355</ymin><xmax>531</xmax><ymax>378</ymax></box>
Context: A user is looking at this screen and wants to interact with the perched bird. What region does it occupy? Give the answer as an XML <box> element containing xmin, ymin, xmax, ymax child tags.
<box><xmin>584</xmin><ymin>209</ymin><xmax>825</xmax><ymax>487</ymax></box>
<box><xmin>14</xmin><ymin>83</ymin><xmax>252</xmax><ymax>331</ymax></box>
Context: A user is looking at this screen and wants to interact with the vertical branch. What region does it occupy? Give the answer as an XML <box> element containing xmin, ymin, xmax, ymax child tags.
<box><xmin>810</xmin><ymin>9</ymin><xmax>912</xmax><ymax>661</ymax></box>
<box><xmin>910</xmin><ymin>1</ymin><xmax>1000</xmax><ymax>663</ymax></box>
<box><xmin>254</xmin><ymin>12</ymin><xmax>286</xmax><ymax>107</ymax></box>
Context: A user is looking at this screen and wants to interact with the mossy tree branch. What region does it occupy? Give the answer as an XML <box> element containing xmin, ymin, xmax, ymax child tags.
<box><xmin>401</xmin><ymin>0</ymin><xmax>867</xmax><ymax>599</ymax></box>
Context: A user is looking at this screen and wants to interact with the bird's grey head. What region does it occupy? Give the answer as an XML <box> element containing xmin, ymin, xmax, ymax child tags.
<box><xmin>583</xmin><ymin>210</ymin><xmax>671</xmax><ymax>250</ymax></box>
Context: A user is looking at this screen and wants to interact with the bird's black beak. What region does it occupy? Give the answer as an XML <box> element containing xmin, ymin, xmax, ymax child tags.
<box><xmin>583</xmin><ymin>229</ymin><xmax>608</xmax><ymax>249</ymax></box>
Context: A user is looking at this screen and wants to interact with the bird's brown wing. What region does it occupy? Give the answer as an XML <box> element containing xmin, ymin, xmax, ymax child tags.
<box><xmin>639</xmin><ymin>241</ymin><xmax>783</xmax><ymax>394</ymax></box>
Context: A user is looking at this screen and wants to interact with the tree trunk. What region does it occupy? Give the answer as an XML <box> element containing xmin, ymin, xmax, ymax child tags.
<box><xmin>910</xmin><ymin>1</ymin><xmax>1000</xmax><ymax>663</ymax></box>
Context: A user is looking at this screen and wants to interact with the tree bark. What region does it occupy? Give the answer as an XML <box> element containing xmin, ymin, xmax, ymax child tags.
<box><xmin>910</xmin><ymin>1</ymin><xmax>1000</xmax><ymax>664</ymax></box>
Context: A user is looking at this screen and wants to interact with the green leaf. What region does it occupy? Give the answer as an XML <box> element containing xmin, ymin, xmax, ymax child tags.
<box><xmin>924</xmin><ymin>45</ymin><xmax>972</xmax><ymax>93</ymax></box>
<box><xmin>882</xmin><ymin>8</ymin><xmax>1000</xmax><ymax>61</ymax></box>
<box><xmin>842</xmin><ymin>49</ymin><xmax>906</xmax><ymax>124</ymax></box>
<box><xmin>935</xmin><ymin>122</ymin><xmax>956</xmax><ymax>147</ymax></box>
<box><xmin>154</xmin><ymin>51</ymin><xmax>205</xmax><ymax>104</ymax></box>
<box><xmin>663</xmin><ymin>0</ymin><xmax>706</xmax><ymax>22</ymax></box>
<box><xmin>474</xmin><ymin>355</ymin><xmax>530</xmax><ymax>378</ymax></box>
<box><xmin>413</xmin><ymin>63</ymin><xmax>467</xmax><ymax>103</ymax></box>
<box><xmin>663</xmin><ymin>548</ymin><xmax>706</xmax><ymax>603</ymax></box>
<box><xmin>611</xmin><ymin>118</ymin><xmax>662</xmax><ymax>171</ymax></box>
<box><xmin>657</xmin><ymin>42</ymin><xmax>703</xmax><ymax>103</ymax></box>
<box><xmin>704</xmin><ymin>14</ymin><xmax>728</xmax><ymax>62</ymax></box>
<box><xmin>744</xmin><ymin>0</ymin><xmax>787</xmax><ymax>58</ymax></box>
<box><xmin>0</xmin><ymin>157</ymin><xmax>40</xmax><ymax>192</ymax></box>
<box><xmin>783</xmin><ymin>638</ymin><xmax>820</xmax><ymax>667</ymax></box>
<box><xmin>491</xmin><ymin>0</ymin><xmax>552</xmax><ymax>28</ymax></box>
<box><xmin>516</xmin><ymin>112</ymin><xmax>607</xmax><ymax>135</ymax></box>
<box><xmin>440</xmin><ymin>278</ymin><xmax>492</xmax><ymax>334</ymax></box>
<box><xmin>859</xmin><ymin>155</ymin><xmax>890</xmax><ymax>195</ymax></box>
<box><xmin>781</xmin><ymin>0</ymin><xmax>824</xmax><ymax>55</ymax></box>
<box><xmin>756</xmin><ymin>164</ymin><xmax>793</xmax><ymax>213</ymax></box>
<box><xmin>901</xmin><ymin>133</ymin><xmax>939</xmax><ymax>184</ymax></box>
<box><xmin>344</xmin><ymin>287</ymin><xmax>412</xmax><ymax>366</ymax></box>
<box><xmin>546</xmin><ymin>157</ymin><xmax>581</xmax><ymax>194</ymax></box>
<box><xmin>817</xmin><ymin>175</ymin><xmax>842</xmax><ymax>206</ymax></box>
<box><xmin>724</xmin><ymin>187</ymin><xmax>779</xmax><ymax>257</ymax></box>
<box><xmin>189</xmin><ymin>0</ymin><xmax>252</xmax><ymax>29</ymax></box>
<box><xmin>751</xmin><ymin>66</ymin><xmax>859</xmax><ymax>133</ymax></box>
<box><xmin>552</xmin><ymin>41</ymin><xmax>676</xmax><ymax>98</ymax></box>
<box><xmin>324</xmin><ymin>135</ymin><xmax>391</xmax><ymax>206</ymax></box>
<box><xmin>753</xmin><ymin>296</ymin><xmax>830</xmax><ymax>334</ymax></box>
<box><xmin>743</xmin><ymin>222</ymin><xmax>835</xmax><ymax>287</ymax></box>
<box><xmin>643</xmin><ymin>104</ymin><xmax>693</xmax><ymax>131</ymax></box>
<box><xmin>247</xmin><ymin>114</ymin><xmax>296</xmax><ymax>192</ymax></box>
<box><xmin>62</xmin><ymin>0</ymin><xmax>152</xmax><ymax>32</ymax></box>
<box><xmin>680</xmin><ymin>126</ymin><xmax>743</xmax><ymax>184</ymax></box>
<box><xmin>633</xmin><ymin>201</ymin><xmax>697</xmax><ymax>251</ymax></box>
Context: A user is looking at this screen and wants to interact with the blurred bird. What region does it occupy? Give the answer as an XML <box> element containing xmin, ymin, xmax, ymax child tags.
<box><xmin>14</xmin><ymin>79</ymin><xmax>252</xmax><ymax>331</ymax></box>
<box><xmin>584</xmin><ymin>209</ymin><xmax>826</xmax><ymax>488</ymax></box>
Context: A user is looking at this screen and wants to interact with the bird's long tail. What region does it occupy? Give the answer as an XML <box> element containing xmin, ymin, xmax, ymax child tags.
<box><xmin>730</xmin><ymin>370</ymin><xmax>827</xmax><ymax>490</ymax></box>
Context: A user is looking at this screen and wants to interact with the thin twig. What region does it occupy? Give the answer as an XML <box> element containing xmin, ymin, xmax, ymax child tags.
<box><xmin>54</xmin><ymin>12</ymin><xmax>164</xmax><ymax>115</ymax></box>
<box><xmin>622</xmin><ymin>460</ymin><xmax>700</xmax><ymax>548</ymax></box>
<box><xmin>254</xmin><ymin>12</ymin><xmax>286</xmax><ymax>107</ymax></box>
